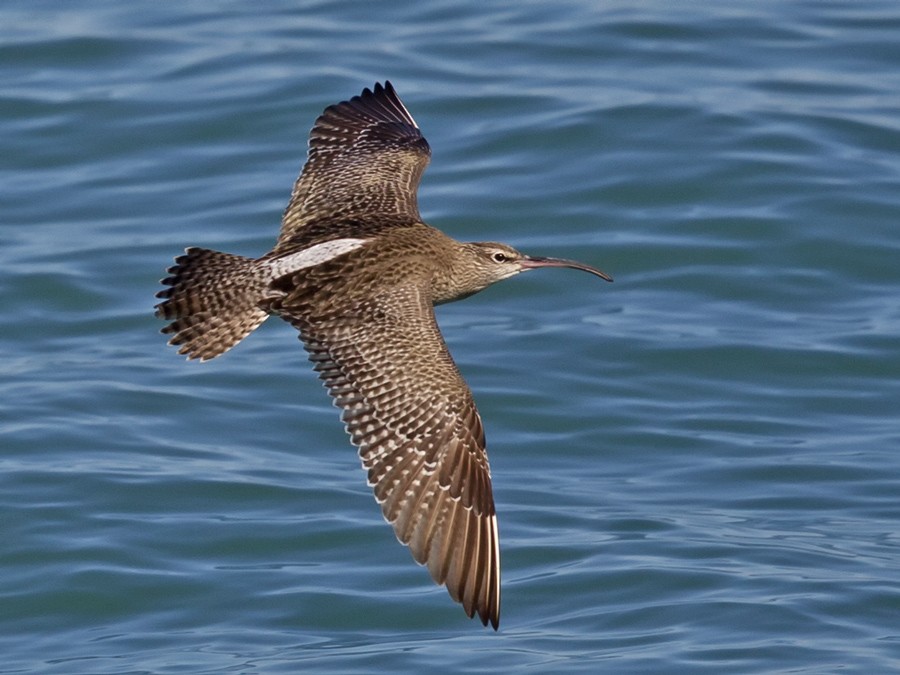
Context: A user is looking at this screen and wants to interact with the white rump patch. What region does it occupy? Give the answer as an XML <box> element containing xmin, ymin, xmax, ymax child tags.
<box><xmin>267</xmin><ymin>238</ymin><xmax>368</xmax><ymax>277</ymax></box>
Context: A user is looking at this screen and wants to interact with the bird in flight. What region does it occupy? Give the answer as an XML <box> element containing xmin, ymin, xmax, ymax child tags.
<box><xmin>156</xmin><ymin>81</ymin><xmax>612</xmax><ymax>630</ymax></box>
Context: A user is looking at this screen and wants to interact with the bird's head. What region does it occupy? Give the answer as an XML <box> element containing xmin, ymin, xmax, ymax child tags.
<box><xmin>434</xmin><ymin>241</ymin><xmax>612</xmax><ymax>304</ymax></box>
<box><xmin>470</xmin><ymin>241</ymin><xmax>613</xmax><ymax>282</ymax></box>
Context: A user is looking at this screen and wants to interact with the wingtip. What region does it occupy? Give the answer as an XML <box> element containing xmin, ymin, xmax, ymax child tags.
<box><xmin>361</xmin><ymin>80</ymin><xmax>393</xmax><ymax>99</ymax></box>
<box><xmin>482</xmin><ymin>608</ymin><xmax>500</xmax><ymax>631</ymax></box>
<box><xmin>467</xmin><ymin>600</ymin><xmax>499</xmax><ymax>631</ymax></box>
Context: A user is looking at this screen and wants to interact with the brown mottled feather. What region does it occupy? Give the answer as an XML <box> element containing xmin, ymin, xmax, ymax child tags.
<box><xmin>153</xmin><ymin>83</ymin><xmax>551</xmax><ymax>630</ymax></box>
<box><xmin>155</xmin><ymin>248</ymin><xmax>269</xmax><ymax>361</ymax></box>
<box><xmin>270</xmin><ymin>267</ymin><xmax>500</xmax><ymax>629</ymax></box>
<box><xmin>277</xmin><ymin>81</ymin><xmax>431</xmax><ymax>249</ymax></box>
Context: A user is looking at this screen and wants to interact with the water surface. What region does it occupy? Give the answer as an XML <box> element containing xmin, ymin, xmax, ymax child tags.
<box><xmin>2</xmin><ymin>1</ymin><xmax>899</xmax><ymax>672</ymax></box>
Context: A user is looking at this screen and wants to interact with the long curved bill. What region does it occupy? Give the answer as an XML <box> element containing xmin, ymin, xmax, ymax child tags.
<box><xmin>520</xmin><ymin>255</ymin><xmax>613</xmax><ymax>282</ymax></box>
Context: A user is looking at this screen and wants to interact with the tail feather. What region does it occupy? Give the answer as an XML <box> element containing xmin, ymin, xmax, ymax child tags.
<box><xmin>155</xmin><ymin>247</ymin><xmax>269</xmax><ymax>361</ymax></box>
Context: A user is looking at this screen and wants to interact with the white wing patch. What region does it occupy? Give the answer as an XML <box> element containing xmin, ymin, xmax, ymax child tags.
<box><xmin>266</xmin><ymin>238</ymin><xmax>368</xmax><ymax>277</ymax></box>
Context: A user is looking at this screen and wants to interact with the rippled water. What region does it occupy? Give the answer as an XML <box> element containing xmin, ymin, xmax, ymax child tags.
<box><xmin>3</xmin><ymin>1</ymin><xmax>899</xmax><ymax>672</ymax></box>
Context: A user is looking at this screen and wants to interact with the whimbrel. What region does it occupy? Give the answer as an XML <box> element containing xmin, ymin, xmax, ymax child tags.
<box><xmin>156</xmin><ymin>82</ymin><xmax>612</xmax><ymax>630</ymax></box>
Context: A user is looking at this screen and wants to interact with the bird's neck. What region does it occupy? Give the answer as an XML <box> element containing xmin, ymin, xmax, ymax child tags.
<box><xmin>431</xmin><ymin>241</ymin><xmax>493</xmax><ymax>306</ymax></box>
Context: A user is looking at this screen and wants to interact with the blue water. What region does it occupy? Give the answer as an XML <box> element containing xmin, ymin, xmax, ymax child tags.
<box><xmin>3</xmin><ymin>1</ymin><xmax>899</xmax><ymax>672</ymax></box>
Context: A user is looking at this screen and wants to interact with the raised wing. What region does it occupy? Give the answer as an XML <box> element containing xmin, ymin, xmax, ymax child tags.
<box><xmin>276</xmin><ymin>282</ymin><xmax>500</xmax><ymax>629</ymax></box>
<box><xmin>278</xmin><ymin>82</ymin><xmax>431</xmax><ymax>247</ymax></box>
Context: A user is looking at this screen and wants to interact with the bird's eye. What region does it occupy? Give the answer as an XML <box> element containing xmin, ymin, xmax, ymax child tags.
<box><xmin>491</xmin><ymin>252</ymin><xmax>508</xmax><ymax>263</ymax></box>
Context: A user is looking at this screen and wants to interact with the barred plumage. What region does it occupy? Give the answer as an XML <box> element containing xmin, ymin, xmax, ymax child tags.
<box><xmin>155</xmin><ymin>81</ymin><xmax>612</xmax><ymax>631</ymax></box>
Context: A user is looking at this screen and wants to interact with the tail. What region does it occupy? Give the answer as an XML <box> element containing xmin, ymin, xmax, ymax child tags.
<box><xmin>155</xmin><ymin>247</ymin><xmax>270</xmax><ymax>361</ymax></box>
